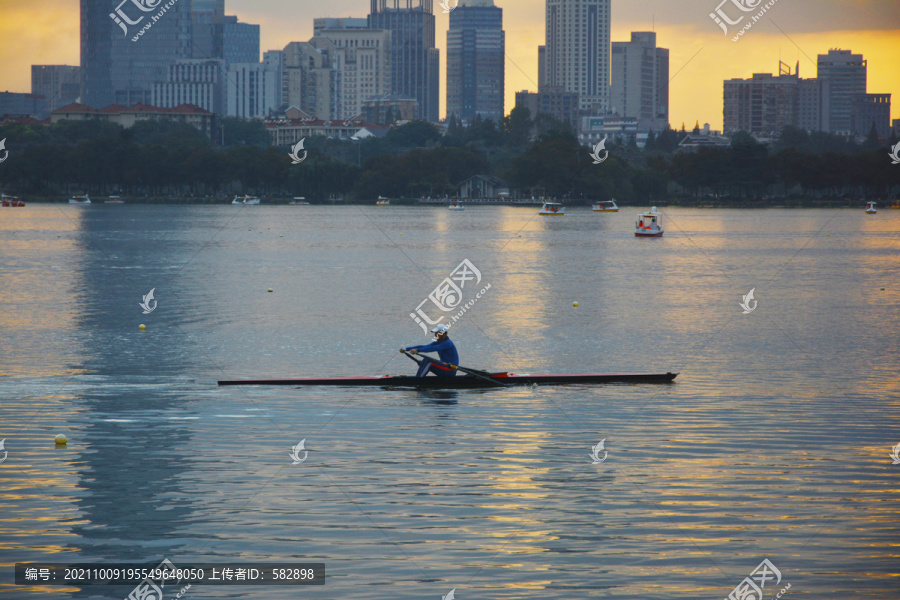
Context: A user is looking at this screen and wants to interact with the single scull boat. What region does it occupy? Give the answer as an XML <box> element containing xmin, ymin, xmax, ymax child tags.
<box><xmin>218</xmin><ymin>372</ymin><xmax>678</xmax><ymax>388</ymax></box>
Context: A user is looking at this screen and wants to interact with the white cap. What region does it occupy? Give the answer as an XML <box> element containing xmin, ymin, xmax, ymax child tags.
<box><xmin>431</xmin><ymin>324</ymin><xmax>449</xmax><ymax>334</ymax></box>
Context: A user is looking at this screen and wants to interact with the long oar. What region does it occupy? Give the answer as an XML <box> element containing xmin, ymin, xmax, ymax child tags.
<box><xmin>401</xmin><ymin>350</ymin><xmax>508</xmax><ymax>387</ymax></box>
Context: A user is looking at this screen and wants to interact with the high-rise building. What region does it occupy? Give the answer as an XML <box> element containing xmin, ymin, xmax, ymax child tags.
<box><xmin>798</xmin><ymin>77</ymin><xmax>831</xmax><ymax>133</ymax></box>
<box><xmin>368</xmin><ymin>0</ymin><xmax>439</xmax><ymax>122</ymax></box>
<box><xmin>312</xmin><ymin>25</ymin><xmax>392</xmax><ymax>120</ymax></box>
<box><xmin>723</xmin><ymin>63</ymin><xmax>798</xmax><ymax>136</ymax></box>
<box><xmin>282</xmin><ymin>26</ymin><xmax>391</xmax><ymax>122</ymax></box>
<box><xmin>31</xmin><ymin>65</ymin><xmax>82</xmax><ymax>112</ymax></box>
<box><xmin>446</xmin><ymin>0</ymin><xmax>505</xmax><ymax>123</ymax></box>
<box><xmin>192</xmin><ymin>0</ymin><xmax>225</xmax><ymax>60</ymax></box>
<box><xmin>515</xmin><ymin>87</ymin><xmax>580</xmax><ymax>131</ymax></box>
<box><xmin>283</xmin><ymin>41</ymin><xmax>340</xmax><ymax>120</ymax></box>
<box><xmin>81</xmin><ymin>0</ymin><xmax>192</xmax><ymax>108</ymax></box>
<box><xmin>610</xmin><ymin>32</ymin><xmax>669</xmax><ymax>132</ymax></box>
<box><xmin>817</xmin><ymin>49</ymin><xmax>866</xmax><ymax>134</ymax></box>
<box><xmin>538</xmin><ymin>45</ymin><xmax>547</xmax><ymax>88</ymax></box>
<box><xmin>223</xmin><ymin>16</ymin><xmax>260</xmax><ymax>67</ymax></box>
<box><xmin>850</xmin><ymin>93</ymin><xmax>891</xmax><ymax>138</ymax></box>
<box><xmin>0</xmin><ymin>92</ymin><xmax>49</xmax><ymax>119</ymax></box>
<box><xmin>544</xmin><ymin>0</ymin><xmax>611</xmax><ymax>113</ymax></box>
<box><xmin>227</xmin><ymin>58</ymin><xmax>281</xmax><ymax>119</ymax></box>
<box><xmin>152</xmin><ymin>59</ymin><xmax>226</xmax><ymax>115</ymax></box>
<box><xmin>263</xmin><ymin>50</ymin><xmax>286</xmax><ymax>113</ymax></box>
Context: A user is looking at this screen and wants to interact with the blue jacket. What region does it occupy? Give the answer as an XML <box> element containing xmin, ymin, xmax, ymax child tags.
<box><xmin>406</xmin><ymin>338</ymin><xmax>459</xmax><ymax>366</ymax></box>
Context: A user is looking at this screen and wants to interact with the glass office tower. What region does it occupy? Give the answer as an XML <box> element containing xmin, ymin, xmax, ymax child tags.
<box><xmin>368</xmin><ymin>0</ymin><xmax>439</xmax><ymax>122</ymax></box>
<box><xmin>446</xmin><ymin>0</ymin><xmax>505</xmax><ymax>122</ymax></box>
<box><xmin>81</xmin><ymin>0</ymin><xmax>192</xmax><ymax>108</ymax></box>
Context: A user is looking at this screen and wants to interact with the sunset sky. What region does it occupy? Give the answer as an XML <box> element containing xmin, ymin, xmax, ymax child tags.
<box><xmin>1</xmin><ymin>0</ymin><xmax>898</xmax><ymax>130</ymax></box>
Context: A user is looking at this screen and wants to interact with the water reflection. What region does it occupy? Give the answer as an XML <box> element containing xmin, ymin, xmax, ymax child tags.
<box><xmin>413</xmin><ymin>389</ymin><xmax>460</xmax><ymax>406</ymax></box>
<box><xmin>0</xmin><ymin>207</ymin><xmax>87</xmax><ymax>377</ymax></box>
<box><xmin>63</xmin><ymin>208</ymin><xmax>203</xmax><ymax>592</ymax></box>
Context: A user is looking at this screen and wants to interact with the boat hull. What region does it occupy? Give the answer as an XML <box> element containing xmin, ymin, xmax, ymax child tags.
<box><xmin>219</xmin><ymin>372</ymin><xmax>678</xmax><ymax>388</ymax></box>
<box><xmin>635</xmin><ymin>231</ymin><xmax>663</xmax><ymax>237</ymax></box>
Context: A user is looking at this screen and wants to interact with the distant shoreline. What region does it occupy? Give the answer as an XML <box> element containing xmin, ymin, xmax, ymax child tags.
<box><xmin>8</xmin><ymin>198</ymin><xmax>889</xmax><ymax>209</ymax></box>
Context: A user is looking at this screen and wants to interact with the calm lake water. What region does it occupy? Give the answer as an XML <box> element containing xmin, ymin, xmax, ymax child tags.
<box><xmin>1</xmin><ymin>204</ymin><xmax>898</xmax><ymax>599</ymax></box>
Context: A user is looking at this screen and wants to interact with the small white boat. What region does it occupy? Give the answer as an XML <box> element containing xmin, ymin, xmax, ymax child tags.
<box><xmin>69</xmin><ymin>194</ymin><xmax>91</xmax><ymax>205</ymax></box>
<box><xmin>865</xmin><ymin>201</ymin><xmax>877</xmax><ymax>214</ymax></box>
<box><xmin>592</xmin><ymin>200</ymin><xmax>619</xmax><ymax>212</ymax></box>
<box><xmin>232</xmin><ymin>195</ymin><xmax>260</xmax><ymax>205</ymax></box>
<box><xmin>105</xmin><ymin>195</ymin><xmax>124</xmax><ymax>204</ymax></box>
<box><xmin>539</xmin><ymin>201</ymin><xmax>565</xmax><ymax>216</ymax></box>
<box><xmin>635</xmin><ymin>207</ymin><xmax>663</xmax><ymax>237</ymax></box>
<box><xmin>376</xmin><ymin>196</ymin><xmax>390</xmax><ymax>206</ymax></box>
<box><xmin>289</xmin><ymin>197</ymin><xmax>309</xmax><ymax>205</ymax></box>
<box><xmin>448</xmin><ymin>202</ymin><xmax>465</xmax><ymax>211</ymax></box>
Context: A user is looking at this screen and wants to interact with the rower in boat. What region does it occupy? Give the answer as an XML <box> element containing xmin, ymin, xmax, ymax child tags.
<box><xmin>403</xmin><ymin>324</ymin><xmax>458</xmax><ymax>377</ymax></box>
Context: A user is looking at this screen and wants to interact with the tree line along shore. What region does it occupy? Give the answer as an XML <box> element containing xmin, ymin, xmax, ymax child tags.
<box><xmin>1</xmin><ymin>107</ymin><xmax>897</xmax><ymax>205</ymax></box>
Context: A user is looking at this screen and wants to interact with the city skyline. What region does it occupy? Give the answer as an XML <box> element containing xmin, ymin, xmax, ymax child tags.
<box><xmin>0</xmin><ymin>0</ymin><xmax>898</xmax><ymax>130</ymax></box>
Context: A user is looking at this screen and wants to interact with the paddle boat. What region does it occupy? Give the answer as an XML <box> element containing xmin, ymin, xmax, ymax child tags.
<box><xmin>539</xmin><ymin>201</ymin><xmax>565</xmax><ymax>216</ymax></box>
<box><xmin>593</xmin><ymin>200</ymin><xmax>619</xmax><ymax>212</ymax></box>
<box><xmin>376</xmin><ymin>196</ymin><xmax>390</xmax><ymax>205</ymax></box>
<box><xmin>448</xmin><ymin>202</ymin><xmax>465</xmax><ymax>211</ymax></box>
<box><xmin>69</xmin><ymin>194</ymin><xmax>91</xmax><ymax>205</ymax></box>
<box><xmin>232</xmin><ymin>195</ymin><xmax>260</xmax><ymax>205</ymax></box>
<box><xmin>105</xmin><ymin>195</ymin><xmax>124</xmax><ymax>204</ymax></box>
<box><xmin>635</xmin><ymin>207</ymin><xmax>663</xmax><ymax>237</ymax></box>
<box><xmin>865</xmin><ymin>201</ymin><xmax>877</xmax><ymax>214</ymax></box>
<box><xmin>1</xmin><ymin>193</ymin><xmax>25</xmax><ymax>207</ymax></box>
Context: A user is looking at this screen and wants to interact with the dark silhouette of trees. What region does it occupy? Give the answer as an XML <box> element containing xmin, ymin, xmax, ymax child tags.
<box><xmin>1</xmin><ymin>116</ymin><xmax>896</xmax><ymax>203</ymax></box>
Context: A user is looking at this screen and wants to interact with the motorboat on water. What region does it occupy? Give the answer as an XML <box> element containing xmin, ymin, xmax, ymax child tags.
<box><xmin>105</xmin><ymin>195</ymin><xmax>124</xmax><ymax>204</ymax></box>
<box><xmin>865</xmin><ymin>201</ymin><xmax>877</xmax><ymax>214</ymax></box>
<box><xmin>592</xmin><ymin>200</ymin><xmax>619</xmax><ymax>212</ymax></box>
<box><xmin>289</xmin><ymin>197</ymin><xmax>310</xmax><ymax>205</ymax></box>
<box><xmin>891</xmin><ymin>202</ymin><xmax>900</xmax><ymax>210</ymax></box>
<box><xmin>376</xmin><ymin>196</ymin><xmax>390</xmax><ymax>205</ymax></box>
<box><xmin>232</xmin><ymin>195</ymin><xmax>260</xmax><ymax>205</ymax></box>
<box><xmin>1</xmin><ymin>193</ymin><xmax>25</xmax><ymax>207</ymax></box>
<box><xmin>448</xmin><ymin>202</ymin><xmax>465</xmax><ymax>211</ymax></box>
<box><xmin>539</xmin><ymin>201</ymin><xmax>565</xmax><ymax>216</ymax></box>
<box><xmin>635</xmin><ymin>207</ymin><xmax>664</xmax><ymax>237</ymax></box>
<box><xmin>69</xmin><ymin>194</ymin><xmax>91</xmax><ymax>205</ymax></box>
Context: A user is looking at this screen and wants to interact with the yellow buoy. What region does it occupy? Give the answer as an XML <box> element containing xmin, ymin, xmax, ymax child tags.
<box><xmin>139</xmin><ymin>324</ymin><xmax>146</xmax><ymax>330</ymax></box>
<box><xmin>268</xmin><ymin>289</ymin><xmax>273</xmax><ymax>293</ymax></box>
<box><xmin>573</xmin><ymin>302</ymin><xmax>579</xmax><ymax>307</ymax></box>
<box><xmin>55</xmin><ymin>434</ymin><xmax>67</xmax><ymax>445</ymax></box>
